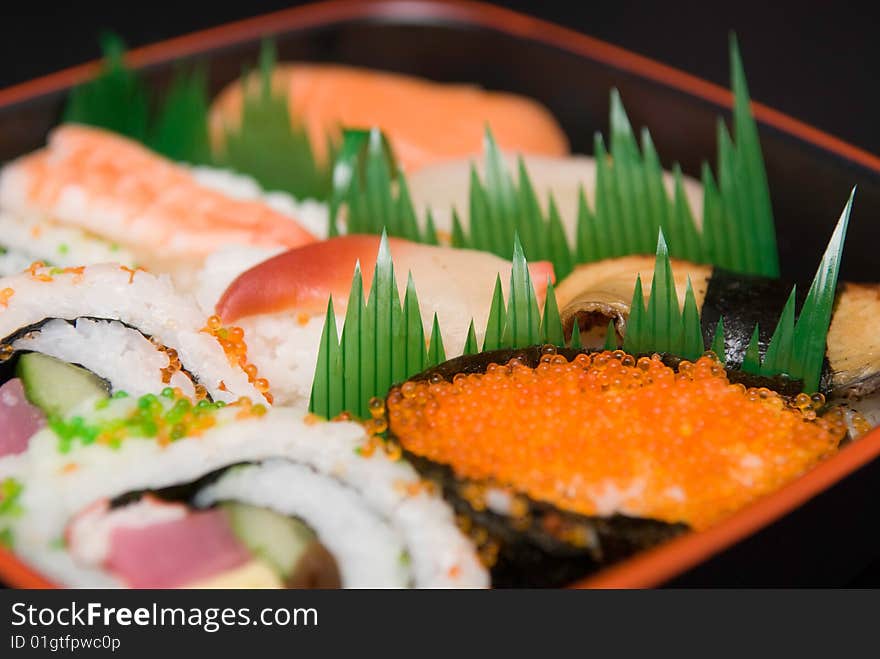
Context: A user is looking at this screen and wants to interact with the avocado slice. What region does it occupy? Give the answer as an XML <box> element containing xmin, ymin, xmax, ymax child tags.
<box><xmin>15</xmin><ymin>353</ymin><xmax>109</xmax><ymax>418</ymax></box>
<box><xmin>223</xmin><ymin>502</ymin><xmax>317</xmax><ymax>578</ymax></box>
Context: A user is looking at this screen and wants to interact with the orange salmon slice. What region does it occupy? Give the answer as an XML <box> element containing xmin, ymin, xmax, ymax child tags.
<box><xmin>210</xmin><ymin>62</ymin><xmax>569</xmax><ymax>172</ymax></box>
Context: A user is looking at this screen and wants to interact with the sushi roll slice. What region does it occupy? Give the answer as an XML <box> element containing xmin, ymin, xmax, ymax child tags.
<box><xmin>8</xmin><ymin>394</ymin><xmax>487</xmax><ymax>588</ymax></box>
<box><xmin>385</xmin><ymin>346</ymin><xmax>846</xmax><ymax>586</ymax></box>
<box><xmin>0</xmin><ymin>263</ymin><xmax>265</xmax><ymax>464</ymax></box>
<box><xmin>210</xmin><ymin>235</ymin><xmax>555</xmax><ymax>405</ymax></box>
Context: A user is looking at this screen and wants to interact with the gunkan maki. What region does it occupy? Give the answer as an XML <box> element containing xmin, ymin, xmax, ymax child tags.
<box><xmin>385</xmin><ymin>345</ymin><xmax>846</xmax><ymax>587</ymax></box>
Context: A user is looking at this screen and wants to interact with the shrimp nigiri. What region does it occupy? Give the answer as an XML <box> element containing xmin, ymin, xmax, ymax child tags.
<box><xmin>210</xmin><ymin>63</ymin><xmax>569</xmax><ymax>172</ymax></box>
<box><xmin>0</xmin><ymin>125</ymin><xmax>316</xmax><ymax>273</ymax></box>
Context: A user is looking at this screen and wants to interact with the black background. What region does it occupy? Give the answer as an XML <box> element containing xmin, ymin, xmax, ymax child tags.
<box><xmin>0</xmin><ymin>0</ymin><xmax>878</xmax><ymax>155</ymax></box>
<box><xmin>0</xmin><ymin>0</ymin><xmax>878</xmax><ymax>586</ymax></box>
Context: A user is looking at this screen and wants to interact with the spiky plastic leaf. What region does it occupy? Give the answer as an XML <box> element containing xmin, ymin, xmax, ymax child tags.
<box><xmin>309</xmin><ymin>298</ymin><xmax>342</xmax><ymax>419</ymax></box>
<box><xmin>401</xmin><ymin>274</ymin><xmax>427</xmax><ymax>377</ymax></box>
<box><xmin>569</xmin><ymin>317</ymin><xmax>583</xmax><ymax>350</ymax></box>
<box><xmin>622</xmin><ymin>275</ymin><xmax>646</xmax><ymax>354</ymax></box>
<box><xmin>150</xmin><ymin>65</ymin><xmax>211</xmax><ymax>164</ymax></box>
<box><xmin>742</xmin><ymin>324</ymin><xmax>762</xmax><ymax>374</ymax></box>
<box><xmin>328</xmin><ymin>129</ymin><xmax>370</xmax><ymax>235</ymax></box>
<box><xmin>463</xmin><ymin>320</ymin><xmax>479</xmax><ymax>355</ymax></box>
<box><xmin>502</xmin><ymin>236</ymin><xmax>542</xmax><ymax>347</ymax></box>
<box><xmin>330</xmin><ymin>127</ymin><xmax>430</xmax><ymax>243</ymax></box>
<box><xmin>427</xmin><ymin>314</ymin><xmax>446</xmax><ymax>367</ymax></box>
<box><xmin>644</xmin><ymin>230</ymin><xmax>678</xmax><ymax>354</ymax></box>
<box><xmin>603</xmin><ymin>320</ymin><xmax>618</xmax><ymax>350</ymax></box>
<box><xmin>482</xmin><ymin>276</ymin><xmax>507</xmax><ymax>352</ymax></box>
<box><xmin>309</xmin><ymin>233</ymin><xmax>450</xmax><ymax>419</ymax></box>
<box><xmin>710</xmin><ymin>317</ymin><xmax>727</xmax><ymax>363</ymax></box>
<box><xmin>760</xmin><ymin>287</ymin><xmax>796</xmax><ymax>377</ymax></box>
<box><xmin>680</xmin><ymin>278</ymin><xmax>704</xmax><ymax>360</ymax></box>
<box><xmin>220</xmin><ymin>41</ymin><xmax>331</xmax><ymax>202</ymax></box>
<box><xmin>623</xmin><ymin>232</ymin><xmax>709</xmax><ymax>358</ymax></box>
<box><xmin>63</xmin><ymin>34</ymin><xmax>150</xmax><ymax>141</ymax></box>
<box><xmin>541</xmin><ymin>280</ymin><xmax>565</xmax><ymax>346</ymax></box>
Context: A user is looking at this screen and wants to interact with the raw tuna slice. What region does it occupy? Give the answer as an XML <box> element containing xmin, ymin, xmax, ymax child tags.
<box><xmin>106</xmin><ymin>508</ymin><xmax>251</xmax><ymax>588</ymax></box>
<box><xmin>0</xmin><ymin>379</ymin><xmax>46</xmax><ymax>457</ymax></box>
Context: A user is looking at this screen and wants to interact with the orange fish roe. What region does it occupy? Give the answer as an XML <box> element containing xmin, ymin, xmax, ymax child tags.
<box><xmin>48</xmin><ymin>266</ymin><xmax>86</xmax><ymax>284</ymax></box>
<box><xmin>0</xmin><ymin>287</ymin><xmax>14</xmax><ymax>309</ymax></box>
<box><xmin>27</xmin><ymin>261</ymin><xmax>53</xmax><ymax>282</ymax></box>
<box><xmin>386</xmin><ymin>350</ymin><xmax>846</xmax><ymax>530</ymax></box>
<box><xmin>51</xmin><ymin>388</ymin><xmax>267</xmax><ymax>453</ymax></box>
<box><xmin>119</xmin><ymin>265</ymin><xmax>146</xmax><ymax>284</ymax></box>
<box><xmin>202</xmin><ymin>315</ymin><xmax>272</xmax><ymax>404</ymax></box>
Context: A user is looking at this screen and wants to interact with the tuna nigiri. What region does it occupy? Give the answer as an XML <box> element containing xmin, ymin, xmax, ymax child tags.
<box><xmin>213</xmin><ymin>235</ymin><xmax>554</xmax><ymax>406</ymax></box>
<box><xmin>217</xmin><ymin>234</ymin><xmax>554</xmax><ymax>324</ymax></box>
<box><xmin>210</xmin><ymin>62</ymin><xmax>569</xmax><ymax>171</ymax></box>
<box><xmin>0</xmin><ymin>125</ymin><xmax>316</xmax><ymax>275</ymax></box>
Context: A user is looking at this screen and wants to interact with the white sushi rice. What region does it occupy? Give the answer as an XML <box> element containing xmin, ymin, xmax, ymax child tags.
<box><xmin>238</xmin><ymin>312</ymin><xmax>331</xmax><ymax>407</ymax></box>
<box><xmin>0</xmin><ymin>263</ymin><xmax>260</xmax><ymax>403</ymax></box>
<box><xmin>193</xmin><ymin>244</ymin><xmax>285</xmax><ymax>316</ymax></box>
<box><xmin>0</xmin><ymin>212</ymin><xmax>136</xmax><ymax>277</ymax></box>
<box><xmin>13</xmin><ymin>318</ymin><xmax>196</xmax><ymax>399</ymax></box>
<box><xmin>10</xmin><ymin>405</ymin><xmax>487</xmax><ymax>588</ymax></box>
<box><xmin>197</xmin><ymin>462</ymin><xmax>410</xmax><ymax>588</ymax></box>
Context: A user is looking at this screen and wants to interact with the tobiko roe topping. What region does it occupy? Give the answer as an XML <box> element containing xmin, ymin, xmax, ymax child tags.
<box><xmin>387</xmin><ymin>350</ymin><xmax>846</xmax><ymax>530</ymax></box>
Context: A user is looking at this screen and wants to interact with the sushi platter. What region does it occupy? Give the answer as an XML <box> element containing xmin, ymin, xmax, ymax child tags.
<box><xmin>0</xmin><ymin>0</ymin><xmax>879</xmax><ymax>589</ymax></box>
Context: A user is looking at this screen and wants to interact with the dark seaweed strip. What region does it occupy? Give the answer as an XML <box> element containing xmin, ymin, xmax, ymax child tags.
<box><xmin>0</xmin><ymin>316</ymin><xmax>211</xmax><ymax>402</ymax></box>
<box><xmin>699</xmin><ymin>269</ymin><xmax>803</xmax><ymax>369</ymax></box>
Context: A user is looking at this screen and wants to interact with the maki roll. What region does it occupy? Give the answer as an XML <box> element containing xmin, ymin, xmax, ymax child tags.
<box><xmin>385</xmin><ymin>346</ymin><xmax>846</xmax><ymax>586</ymax></box>
<box><xmin>0</xmin><ymin>263</ymin><xmax>266</xmax><ymax>463</ymax></box>
<box><xmin>7</xmin><ymin>393</ymin><xmax>487</xmax><ymax>588</ymax></box>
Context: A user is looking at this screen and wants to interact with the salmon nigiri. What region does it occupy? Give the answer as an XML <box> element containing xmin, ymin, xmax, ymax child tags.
<box><xmin>210</xmin><ymin>63</ymin><xmax>569</xmax><ymax>172</ymax></box>
<box><xmin>0</xmin><ymin>125</ymin><xmax>316</xmax><ymax>272</ymax></box>
<box><xmin>217</xmin><ymin>234</ymin><xmax>555</xmax><ymax>327</ymax></box>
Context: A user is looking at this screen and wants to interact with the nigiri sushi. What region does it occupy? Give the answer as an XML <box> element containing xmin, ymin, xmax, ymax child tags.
<box><xmin>385</xmin><ymin>346</ymin><xmax>846</xmax><ymax>586</ymax></box>
<box><xmin>0</xmin><ymin>125</ymin><xmax>316</xmax><ymax>281</ymax></box>
<box><xmin>407</xmin><ymin>153</ymin><xmax>705</xmax><ymax>244</ymax></box>
<box><xmin>209</xmin><ymin>62</ymin><xmax>569</xmax><ymax>171</ymax></box>
<box><xmin>209</xmin><ymin>235</ymin><xmax>555</xmax><ymax>406</ymax></box>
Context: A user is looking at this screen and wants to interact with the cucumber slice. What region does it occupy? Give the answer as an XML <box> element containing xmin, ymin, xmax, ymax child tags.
<box><xmin>222</xmin><ymin>502</ymin><xmax>315</xmax><ymax>578</ymax></box>
<box><xmin>15</xmin><ymin>353</ymin><xmax>109</xmax><ymax>418</ymax></box>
